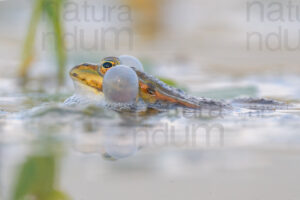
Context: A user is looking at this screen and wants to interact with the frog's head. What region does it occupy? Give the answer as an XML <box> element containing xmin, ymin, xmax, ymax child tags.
<box><xmin>70</xmin><ymin>56</ymin><xmax>141</xmax><ymax>93</ymax></box>
<box><xmin>69</xmin><ymin>56</ymin><xmax>162</xmax><ymax>104</ymax></box>
<box><xmin>69</xmin><ymin>56</ymin><xmax>149</xmax><ymax>102</ymax></box>
<box><xmin>69</xmin><ymin>57</ymin><xmax>121</xmax><ymax>95</ymax></box>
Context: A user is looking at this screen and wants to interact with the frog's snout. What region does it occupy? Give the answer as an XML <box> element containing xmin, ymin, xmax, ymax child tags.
<box><xmin>69</xmin><ymin>63</ymin><xmax>97</xmax><ymax>79</ymax></box>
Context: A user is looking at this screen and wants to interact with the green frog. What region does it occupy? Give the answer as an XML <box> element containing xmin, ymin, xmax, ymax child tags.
<box><xmin>65</xmin><ymin>55</ymin><xmax>287</xmax><ymax>112</ymax></box>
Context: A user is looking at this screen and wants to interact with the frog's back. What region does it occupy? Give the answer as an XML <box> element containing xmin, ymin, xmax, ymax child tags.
<box><xmin>134</xmin><ymin>68</ymin><xmax>231</xmax><ymax>111</ymax></box>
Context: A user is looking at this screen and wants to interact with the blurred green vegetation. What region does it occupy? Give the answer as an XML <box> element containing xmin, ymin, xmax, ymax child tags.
<box><xmin>12</xmin><ymin>136</ymin><xmax>69</xmax><ymax>200</ymax></box>
<box><xmin>19</xmin><ymin>0</ymin><xmax>66</xmax><ymax>86</ymax></box>
<box><xmin>157</xmin><ymin>77</ymin><xmax>180</xmax><ymax>88</ymax></box>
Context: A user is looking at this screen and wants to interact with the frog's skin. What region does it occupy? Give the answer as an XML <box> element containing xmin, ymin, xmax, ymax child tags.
<box><xmin>68</xmin><ymin>57</ymin><xmax>287</xmax><ymax>111</ymax></box>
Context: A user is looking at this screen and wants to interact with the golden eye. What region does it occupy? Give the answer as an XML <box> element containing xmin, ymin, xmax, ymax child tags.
<box><xmin>102</xmin><ymin>62</ymin><xmax>113</xmax><ymax>68</ymax></box>
<box><xmin>98</xmin><ymin>57</ymin><xmax>121</xmax><ymax>75</ymax></box>
<box><xmin>99</xmin><ymin>61</ymin><xmax>115</xmax><ymax>75</ymax></box>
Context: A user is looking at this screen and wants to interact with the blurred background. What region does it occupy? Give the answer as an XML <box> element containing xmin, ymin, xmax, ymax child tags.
<box><xmin>1</xmin><ymin>0</ymin><xmax>300</xmax><ymax>200</ymax></box>
<box><xmin>2</xmin><ymin>0</ymin><xmax>300</xmax><ymax>85</ymax></box>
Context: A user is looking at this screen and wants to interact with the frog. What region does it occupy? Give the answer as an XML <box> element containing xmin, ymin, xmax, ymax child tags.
<box><xmin>65</xmin><ymin>55</ymin><xmax>287</xmax><ymax>113</ymax></box>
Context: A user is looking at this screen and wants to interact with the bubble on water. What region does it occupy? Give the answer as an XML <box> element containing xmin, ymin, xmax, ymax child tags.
<box><xmin>119</xmin><ymin>55</ymin><xmax>144</xmax><ymax>71</ymax></box>
<box><xmin>103</xmin><ymin>65</ymin><xmax>139</xmax><ymax>104</ymax></box>
<box><xmin>64</xmin><ymin>94</ymin><xmax>83</xmax><ymax>106</ymax></box>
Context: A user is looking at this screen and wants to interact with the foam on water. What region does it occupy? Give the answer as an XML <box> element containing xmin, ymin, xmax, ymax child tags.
<box><xmin>64</xmin><ymin>80</ymin><xmax>105</xmax><ymax>107</ymax></box>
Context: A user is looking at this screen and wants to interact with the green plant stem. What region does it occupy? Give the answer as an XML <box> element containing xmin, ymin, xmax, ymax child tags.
<box><xmin>45</xmin><ymin>0</ymin><xmax>66</xmax><ymax>86</ymax></box>
<box><xmin>19</xmin><ymin>0</ymin><xmax>44</xmax><ymax>78</ymax></box>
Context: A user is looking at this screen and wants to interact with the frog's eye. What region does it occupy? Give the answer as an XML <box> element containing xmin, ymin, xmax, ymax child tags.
<box><xmin>102</xmin><ymin>62</ymin><xmax>113</xmax><ymax>68</ymax></box>
<box><xmin>99</xmin><ymin>57</ymin><xmax>121</xmax><ymax>75</ymax></box>
<box><xmin>100</xmin><ymin>61</ymin><xmax>115</xmax><ymax>75</ymax></box>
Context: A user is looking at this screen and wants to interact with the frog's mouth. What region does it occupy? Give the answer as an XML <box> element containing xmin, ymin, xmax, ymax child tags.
<box><xmin>69</xmin><ymin>63</ymin><xmax>104</xmax><ymax>95</ymax></box>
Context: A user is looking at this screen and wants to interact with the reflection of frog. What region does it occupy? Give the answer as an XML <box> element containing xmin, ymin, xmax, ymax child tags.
<box><xmin>67</xmin><ymin>55</ymin><xmax>287</xmax><ymax>112</ymax></box>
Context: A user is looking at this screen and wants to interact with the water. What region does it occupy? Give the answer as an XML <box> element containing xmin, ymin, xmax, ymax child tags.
<box><xmin>1</xmin><ymin>65</ymin><xmax>300</xmax><ymax>200</ymax></box>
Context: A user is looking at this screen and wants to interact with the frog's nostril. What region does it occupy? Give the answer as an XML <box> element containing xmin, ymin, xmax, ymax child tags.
<box><xmin>71</xmin><ymin>72</ymin><xmax>78</xmax><ymax>77</ymax></box>
<box><xmin>103</xmin><ymin>65</ymin><xmax>139</xmax><ymax>104</ymax></box>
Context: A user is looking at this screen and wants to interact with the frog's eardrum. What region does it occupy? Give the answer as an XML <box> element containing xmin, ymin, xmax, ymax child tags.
<box><xmin>103</xmin><ymin>65</ymin><xmax>139</xmax><ymax>103</ymax></box>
